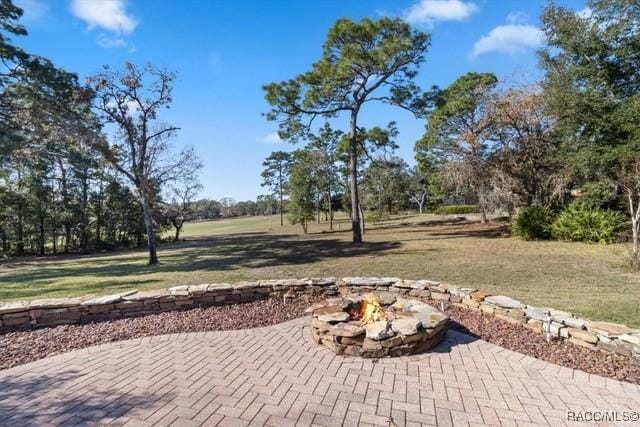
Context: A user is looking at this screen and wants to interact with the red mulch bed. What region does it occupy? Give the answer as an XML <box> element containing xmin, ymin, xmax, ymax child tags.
<box><xmin>2</xmin><ymin>296</ymin><xmax>639</xmax><ymax>385</ymax></box>
<box><xmin>442</xmin><ymin>303</ymin><xmax>640</xmax><ymax>384</ymax></box>
<box><xmin>0</xmin><ymin>297</ymin><xmax>312</xmax><ymax>371</ymax></box>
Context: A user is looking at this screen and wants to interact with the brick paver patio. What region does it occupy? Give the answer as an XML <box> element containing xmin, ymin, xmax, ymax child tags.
<box><xmin>1</xmin><ymin>318</ymin><xmax>639</xmax><ymax>426</ymax></box>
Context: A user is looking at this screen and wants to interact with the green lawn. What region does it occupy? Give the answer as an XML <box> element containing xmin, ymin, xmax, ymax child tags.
<box><xmin>2</xmin><ymin>214</ymin><xmax>639</xmax><ymax>327</ymax></box>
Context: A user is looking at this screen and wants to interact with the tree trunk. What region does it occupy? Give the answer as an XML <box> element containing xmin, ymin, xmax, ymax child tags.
<box><xmin>327</xmin><ymin>187</ymin><xmax>333</xmax><ymax>231</ymax></box>
<box><xmin>138</xmin><ymin>191</ymin><xmax>158</xmax><ymax>265</ymax></box>
<box><xmin>80</xmin><ymin>167</ymin><xmax>89</xmax><ymax>253</ymax></box>
<box><xmin>478</xmin><ymin>189</ymin><xmax>488</xmax><ymax>224</ymax></box>
<box><xmin>15</xmin><ymin>169</ymin><xmax>24</xmax><ymax>256</ymax></box>
<box><xmin>349</xmin><ymin>110</ymin><xmax>362</xmax><ymax>243</ymax></box>
<box><xmin>632</xmin><ymin>218</ymin><xmax>638</xmax><ymax>258</ymax></box>
<box><xmin>173</xmin><ymin>217</ymin><xmax>183</xmax><ymax>242</ymax></box>
<box><xmin>96</xmin><ymin>179</ymin><xmax>103</xmax><ymax>248</ymax></box>
<box><xmin>39</xmin><ymin>214</ymin><xmax>45</xmax><ymax>256</ymax></box>
<box><xmin>358</xmin><ymin>203</ymin><xmax>365</xmax><ymax>235</ymax></box>
<box><xmin>58</xmin><ymin>159</ymin><xmax>71</xmax><ymax>253</ymax></box>
<box><xmin>279</xmin><ymin>164</ymin><xmax>284</xmax><ymax>226</ymax></box>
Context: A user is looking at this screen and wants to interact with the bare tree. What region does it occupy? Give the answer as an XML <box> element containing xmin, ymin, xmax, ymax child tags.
<box><xmin>619</xmin><ymin>158</ymin><xmax>640</xmax><ymax>264</ymax></box>
<box><xmin>88</xmin><ymin>62</ymin><xmax>194</xmax><ymax>265</ymax></box>
<box><xmin>407</xmin><ymin>167</ymin><xmax>428</xmax><ymax>214</ymax></box>
<box><xmin>163</xmin><ymin>161</ymin><xmax>203</xmax><ymax>241</ymax></box>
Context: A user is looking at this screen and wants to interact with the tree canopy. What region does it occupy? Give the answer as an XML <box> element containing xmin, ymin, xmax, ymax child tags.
<box><xmin>264</xmin><ymin>17</ymin><xmax>431</xmax><ymax>243</ymax></box>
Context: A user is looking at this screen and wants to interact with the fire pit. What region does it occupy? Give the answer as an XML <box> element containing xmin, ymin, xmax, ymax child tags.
<box><xmin>308</xmin><ymin>293</ymin><xmax>448</xmax><ymax>358</ymax></box>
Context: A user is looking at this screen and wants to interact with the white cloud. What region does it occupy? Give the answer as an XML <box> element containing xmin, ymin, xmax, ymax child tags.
<box><xmin>471</xmin><ymin>24</ymin><xmax>544</xmax><ymax>58</ymax></box>
<box><xmin>70</xmin><ymin>0</ymin><xmax>137</xmax><ymax>34</ymax></box>
<box><xmin>259</xmin><ymin>132</ymin><xmax>282</xmax><ymax>144</ymax></box>
<box><xmin>97</xmin><ymin>35</ymin><xmax>128</xmax><ymax>49</ymax></box>
<box><xmin>404</xmin><ymin>0</ymin><xmax>478</xmax><ymax>26</ymax></box>
<box><xmin>15</xmin><ymin>0</ymin><xmax>49</xmax><ymax>23</ymax></box>
<box><xmin>506</xmin><ymin>11</ymin><xmax>528</xmax><ymax>25</ymax></box>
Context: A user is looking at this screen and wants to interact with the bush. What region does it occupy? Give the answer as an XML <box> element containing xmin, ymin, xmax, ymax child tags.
<box><xmin>511</xmin><ymin>206</ymin><xmax>553</xmax><ymax>240</ymax></box>
<box><xmin>365</xmin><ymin>210</ymin><xmax>384</xmax><ymax>223</ymax></box>
<box><xmin>433</xmin><ymin>205</ymin><xmax>479</xmax><ymax>215</ymax></box>
<box><xmin>551</xmin><ymin>202</ymin><xmax>625</xmax><ymax>243</ymax></box>
<box><xmin>579</xmin><ymin>181</ymin><xmax>617</xmax><ymax>209</ymax></box>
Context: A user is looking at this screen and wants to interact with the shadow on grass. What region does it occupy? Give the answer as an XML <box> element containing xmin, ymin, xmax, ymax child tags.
<box><xmin>427</xmin><ymin>224</ymin><xmax>510</xmax><ymax>239</ymax></box>
<box><xmin>0</xmin><ymin>233</ymin><xmax>402</xmax><ymax>298</ymax></box>
<box><xmin>0</xmin><ymin>370</ymin><xmax>174</xmax><ymax>424</ymax></box>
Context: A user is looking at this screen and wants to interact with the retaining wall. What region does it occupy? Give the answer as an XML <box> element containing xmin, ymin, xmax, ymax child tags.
<box><xmin>1</xmin><ymin>277</ymin><xmax>638</xmax><ymax>360</ymax></box>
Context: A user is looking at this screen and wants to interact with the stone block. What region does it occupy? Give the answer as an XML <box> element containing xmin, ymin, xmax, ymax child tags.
<box><xmin>567</xmin><ymin>328</ymin><xmax>598</xmax><ymax>344</ymax></box>
<box><xmin>479</xmin><ymin>304</ymin><xmax>495</xmax><ymax>315</ymax></box>
<box><xmin>188</xmin><ymin>284</ymin><xmax>209</xmax><ymax>295</ymax></box>
<box><xmin>2</xmin><ymin>315</ymin><xmax>30</xmax><ymax>326</ymax></box>
<box><xmin>587</xmin><ymin>321</ymin><xmax>632</xmax><ymax>338</ymax></box>
<box><xmin>0</xmin><ymin>302</ymin><xmax>30</xmax><ymax>315</ymax></box>
<box><xmin>468</xmin><ymin>290</ymin><xmax>488</xmax><ymax>302</ymax></box>
<box><xmin>364</xmin><ymin>321</ymin><xmax>394</xmax><ymax>340</ymax></box>
<box><xmin>549</xmin><ymin>321</ymin><xmax>564</xmax><ymax>337</ymax></box>
<box><xmin>462</xmin><ymin>298</ymin><xmax>480</xmax><ymax>309</ymax></box>
<box><xmin>362</xmin><ymin>338</ymin><xmax>383</xmax><ymax>351</ymax></box>
<box><xmin>525</xmin><ymin>306</ymin><xmax>551</xmax><ymax>321</ymax></box>
<box><xmin>484</xmin><ymin>295</ymin><xmax>524</xmax><ymax>309</ymax></box>
<box><xmin>618</xmin><ymin>333</ymin><xmax>640</xmax><ymax>346</ymax></box>
<box><xmin>525</xmin><ymin>319</ymin><xmax>544</xmax><ymax>333</ymax></box>
<box><xmin>430</xmin><ymin>293</ymin><xmax>450</xmax><ymax>301</ymax></box>
<box><xmin>381</xmin><ymin>335</ymin><xmax>403</xmax><ymax>348</ymax></box>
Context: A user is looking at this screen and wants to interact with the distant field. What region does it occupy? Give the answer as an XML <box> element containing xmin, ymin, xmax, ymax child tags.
<box><xmin>176</xmin><ymin>216</ymin><xmax>281</xmax><ymax>237</ymax></box>
<box><xmin>2</xmin><ymin>213</ymin><xmax>640</xmax><ymax>326</ymax></box>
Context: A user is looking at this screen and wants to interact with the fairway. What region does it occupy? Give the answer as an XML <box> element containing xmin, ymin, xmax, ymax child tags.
<box><xmin>2</xmin><ymin>214</ymin><xmax>639</xmax><ymax>327</ymax></box>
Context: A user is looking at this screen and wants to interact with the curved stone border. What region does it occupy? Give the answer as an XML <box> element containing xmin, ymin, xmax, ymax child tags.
<box><xmin>1</xmin><ymin>276</ymin><xmax>638</xmax><ymax>362</ymax></box>
<box><xmin>309</xmin><ymin>296</ymin><xmax>448</xmax><ymax>357</ymax></box>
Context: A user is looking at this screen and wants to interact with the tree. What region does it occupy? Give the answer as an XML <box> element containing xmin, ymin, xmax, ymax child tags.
<box><xmin>219</xmin><ymin>197</ymin><xmax>236</xmax><ymax>217</ymax></box>
<box><xmin>163</xmin><ymin>164</ymin><xmax>203</xmax><ymax>241</ymax></box>
<box><xmin>288</xmin><ymin>150</ymin><xmax>317</xmax><ymax>233</ymax></box>
<box><xmin>492</xmin><ymin>85</ymin><xmax>565</xmax><ymax>208</ymax></box>
<box><xmin>540</xmin><ymin>0</ymin><xmax>640</xmax><ymax>258</ymax></box>
<box><xmin>362</xmin><ymin>157</ymin><xmax>410</xmax><ymax>215</ymax></box>
<box><xmin>407</xmin><ymin>166</ymin><xmax>428</xmax><ymax>214</ymax></box>
<box><xmin>306</xmin><ymin>123</ymin><xmax>341</xmax><ymax>230</ymax></box>
<box><xmin>264</xmin><ymin>17</ymin><xmax>431</xmax><ymax>243</ymax></box>
<box><xmin>415</xmin><ymin>72</ymin><xmax>498</xmax><ymax>223</ymax></box>
<box><xmin>88</xmin><ymin>62</ymin><xmax>197</xmax><ymax>265</ymax></box>
<box><xmin>261</xmin><ymin>151</ymin><xmax>292</xmax><ymax>226</ymax></box>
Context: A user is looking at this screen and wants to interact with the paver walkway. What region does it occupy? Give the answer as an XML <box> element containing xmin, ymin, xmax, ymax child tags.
<box><xmin>1</xmin><ymin>318</ymin><xmax>639</xmax><ymax>427</ymax></box>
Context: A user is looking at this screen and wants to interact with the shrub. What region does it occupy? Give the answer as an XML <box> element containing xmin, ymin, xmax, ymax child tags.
<box><xmin>579</xmin><ymin>181</ymin><xmax>617</xmax><ymax>209</ymax></box>
<box><xmin>511</xmin><ymin>206</ymin><xmax>553</xmax><ymax>240</ymax></box>
<box><xmin>433</xmin><ymin>205</ymin><xmax>479</xmax><ymax>215</ymax></box>
<box><xmin>365</xmin><ymin>210</ymin><xmax>384</xmax><ymax>223</ymax></box>
<box><xmin>551</xmin><ymin>202</ymin><xmax>625</xmax><ymax>243</ymax></box>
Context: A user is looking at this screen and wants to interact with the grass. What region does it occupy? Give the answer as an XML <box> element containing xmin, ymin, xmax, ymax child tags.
<box><xmin>1</xmin><ymin>213</ymin><xmax>639</xmax><ymax>327</ymax></box>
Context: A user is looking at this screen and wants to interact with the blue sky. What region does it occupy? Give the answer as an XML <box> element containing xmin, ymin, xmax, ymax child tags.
<box><xmin>15</xmin><ymin>0</ymin><xmax>584</xmax><ymax>201</ymax></box>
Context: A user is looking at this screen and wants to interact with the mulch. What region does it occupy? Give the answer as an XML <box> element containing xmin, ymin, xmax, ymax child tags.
<box><xmin>442</xmin><ymin>303</ymin><xmax>640</xmax><ymax>385</ymax></box>
<box><xmin>0</xmin><ymin>297</ymin><xmax>313</xmax><ymax>371</ymax></box>
<box><xmin>1</xmin><ymin>296</ymin><xmax>639</xmax><ymax>385</ymax></box>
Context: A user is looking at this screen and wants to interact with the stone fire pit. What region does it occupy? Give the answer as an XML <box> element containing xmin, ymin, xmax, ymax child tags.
<box><xmin>308</xmin><ymin>294</ymin><xmax>448</xmax><ymax>358</ymax></box>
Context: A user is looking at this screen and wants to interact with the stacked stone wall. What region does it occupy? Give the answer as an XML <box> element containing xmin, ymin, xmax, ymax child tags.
<box><xmin>1</xmin><ymin>277</ymin><xmax>638</xmax><ymax>360</ymax></box>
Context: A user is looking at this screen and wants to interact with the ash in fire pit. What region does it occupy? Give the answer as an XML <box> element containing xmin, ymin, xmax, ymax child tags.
<box><xmin>308</xmin><ymin>293</ymin><xmax>448</xmax><ymax>358</ymax></box>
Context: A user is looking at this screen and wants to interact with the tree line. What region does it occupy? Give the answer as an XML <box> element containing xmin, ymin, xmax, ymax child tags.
<box><xmin>263</xmin><ymin>0</ymin><xmax>640</xmax><ymax>262</ymax></box>
<box><xmin>0</xmin><ymin>1</ymin><xmax>202</xmax><ymax>264</ymax></box>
